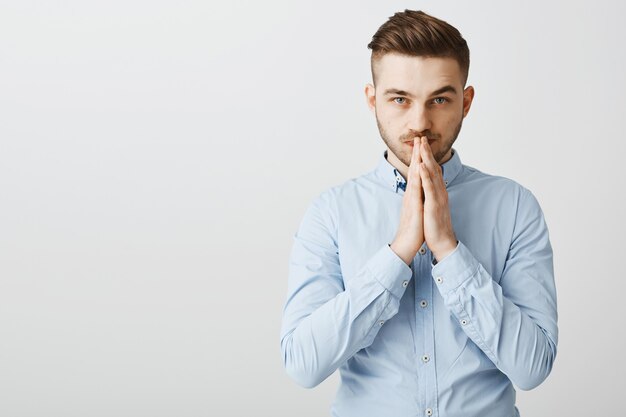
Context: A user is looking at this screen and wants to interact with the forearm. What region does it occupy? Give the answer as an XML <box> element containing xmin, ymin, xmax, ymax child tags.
<box><xmin>282</xmin><ymin>286</ymin><xmax>394</xmax><ymax>388</ymax></box>
<box><xmin>281</xmin><ymin>244</ymin><xmax>412</xmax><ymax>388</ymax></box>
<box><xmin>432</xmin><ymin>241</ymin><xmax>558</xmax><ymax>390</ymax></box>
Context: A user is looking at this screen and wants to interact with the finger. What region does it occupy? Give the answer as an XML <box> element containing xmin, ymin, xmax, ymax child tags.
<box><xmin>420</xmin><ymin>137</ymin><xmax>441</xmax><ymax>178</ymax></box>
<box><xmin>416</xmin><ymin>139</ymin><xmax>424</xmax><ymax>203</ymax></box>
<box><xmin>408</xmin><ymin>137</ymin><xmax>422</xmax><ymax>187</ymax></box>
<box><xmin>419</xmin><ymin>161</ymin><xmax>436</xmax><ymax>199</ymax></box>
<box><xmin>413</xmin><ymin>157</ymin><xmax>422</xmax><ymax>202</ymax></box>
<box><xmin>410</xmin><ymin>136</ymin><xmax>422</xmax><ymax>168</ymax></box>
<box><xmin>419</xmin><ymin>137</ymin><xmax>436</xmax><ymax>167</ymax></box>
<box><xmin>407</xmin><ymin>164</ymin><xmax>423</xmax><ymax>206</ymax></box>
<box><xmin>420</xmin><ymin>139</ymin><xmax>446</xmax><ymax>191</ymax></box>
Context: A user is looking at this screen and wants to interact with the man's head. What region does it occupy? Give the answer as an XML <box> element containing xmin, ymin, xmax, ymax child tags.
<box><xmin>365</xmin><ymin>10</ymin><xmax>475</xmax><ymax>171</ymax></box>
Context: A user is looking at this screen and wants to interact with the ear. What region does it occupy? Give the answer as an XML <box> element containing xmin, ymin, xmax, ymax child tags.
<box><xmin>364</xmin><ymin>83</ymin><xmax>376</xmax><ymax>115</ymax></box>
<box><xmin>462</xmin><ymin>86</ymin><xmax>475</xmax><ymax>118</ymax></box>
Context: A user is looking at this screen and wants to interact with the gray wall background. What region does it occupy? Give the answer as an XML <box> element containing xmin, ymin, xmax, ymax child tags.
<box><xmin>1</xmin><ymin>0</ymin><xmax>624</xmax><ymax>415</ymax></box>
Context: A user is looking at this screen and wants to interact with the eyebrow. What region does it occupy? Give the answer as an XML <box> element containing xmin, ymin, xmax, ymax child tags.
<box><xmin>383</xmin><ymin>88</ymin><xmax>415</xmax><ymax>98</ymax></box>
<box><xmin>383</xmin><ymin>85</ymin><xmax>458</xmax><ymax>98</ymax></box>
<box><xmin>430</xmin><ymin>85</ymin><xmax>458</xmax><ymax>96</ymax></box>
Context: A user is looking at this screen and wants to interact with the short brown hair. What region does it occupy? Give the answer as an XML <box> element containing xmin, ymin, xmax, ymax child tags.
<box><xmin>367</xmin><ymin>10</ymin><xmax>470</xmax><ymax>86</ymax></box>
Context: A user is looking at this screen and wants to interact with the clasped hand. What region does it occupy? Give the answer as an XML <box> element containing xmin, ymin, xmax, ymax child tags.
<box><xmin>390</xmin><ymin>136</ymin><xmax>457</xmax><ymax>265</ymax></box>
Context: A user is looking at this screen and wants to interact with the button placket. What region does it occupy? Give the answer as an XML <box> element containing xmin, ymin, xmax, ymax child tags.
<box><xmin>414</xmin><ymin>247</ymin><xmax>437</xmax><ymax>417</ymax></box>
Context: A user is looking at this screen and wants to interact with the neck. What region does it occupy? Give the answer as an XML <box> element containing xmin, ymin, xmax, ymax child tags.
<box><xmin>386</xmin><ymin>149</ymin><xmax>409</xmax><ymax>180</ymax></box>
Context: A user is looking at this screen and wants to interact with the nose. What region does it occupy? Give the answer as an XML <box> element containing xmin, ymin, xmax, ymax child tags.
<box><xmin>407</xmin><ymin>104</ymin><xmax>432</xmax><ymax>134</ymax></box>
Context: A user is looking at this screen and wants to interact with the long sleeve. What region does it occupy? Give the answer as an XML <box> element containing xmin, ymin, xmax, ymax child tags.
<box><xmin>431</xmin><ymin>187</ymin><xmax>558</xmax><ymax>390</ymax></box>
<box><xmin>280</xmin><ymin>192</ymin><xmax>412</xmax><ymax>388</ymax></box>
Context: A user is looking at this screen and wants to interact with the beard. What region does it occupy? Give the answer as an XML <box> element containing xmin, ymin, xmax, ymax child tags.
<box><xmin>376</xmin><ymin>115</ymin><xmax>463</xmax><ymax>166</ymax></box>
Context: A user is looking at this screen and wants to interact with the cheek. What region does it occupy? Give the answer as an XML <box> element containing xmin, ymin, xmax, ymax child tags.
<box><xmin>376</xmin><ymin>105</ymin><xmax>401</xmax><ymax>125</ymax></box>
<box><xmin>375</xmin><ymin>106</ymin><xmax>396</xmax><ymax>127</ymax></box>
<box><xmin>439</xmin><ymin>107</ymin><xmax>463</xmax><ymax>129</ymax></box>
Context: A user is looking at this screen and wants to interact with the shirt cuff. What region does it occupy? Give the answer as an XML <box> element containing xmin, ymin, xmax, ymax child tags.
<box><xmin>364</xmin><ymin>244</ymin><xmax>413</xmax><ymax>299</ymax></box>
<box><xmin>430</xmin><ymin>240</ymin><xmax>480</xmax><ymax>294</ymax></box>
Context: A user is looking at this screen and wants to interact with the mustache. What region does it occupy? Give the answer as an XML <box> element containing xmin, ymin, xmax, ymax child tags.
<box><xmin>401</xmin><ymin>133</ymin><xmax>439</xmax><ymax>143</ymax></box>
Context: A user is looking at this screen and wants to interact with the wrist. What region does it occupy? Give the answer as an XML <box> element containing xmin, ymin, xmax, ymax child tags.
<box><xmin>389</xmin><ymin>241</ymin><xmax>418</xmax><ymax>266</ymax></box>
<box><xmin>431</xmin><ymin>239</ymin><xmax>458</xmax><ymax>263</ymax></box>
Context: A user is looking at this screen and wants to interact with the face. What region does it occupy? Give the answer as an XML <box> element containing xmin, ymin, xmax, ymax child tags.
<box><xmin>365</xmin><ymin>53</ymin><xmax>475</xmax><ymax>172</ymax></box>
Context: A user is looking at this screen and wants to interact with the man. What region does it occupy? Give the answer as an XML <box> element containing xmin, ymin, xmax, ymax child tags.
<box><xmin>280</xmin><ymin>9</ymin><xmax>557</xmax><ymax>417</ymax></box>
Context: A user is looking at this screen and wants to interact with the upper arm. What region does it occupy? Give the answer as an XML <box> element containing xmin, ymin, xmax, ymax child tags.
<box><xmin>281</xmin><ymin>191</ymin><xmax>343</xmax><ymax>337</ymax></box>
<box><xmin>501</xmin><ymin>187</ymin><xmax>558</xmax><ymax>347</ymax></box>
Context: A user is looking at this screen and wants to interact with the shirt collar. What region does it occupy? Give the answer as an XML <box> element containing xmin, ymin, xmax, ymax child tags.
<box><xmin>376</xmin><ymin>148</ymin><xmax>463</xmax><ymax>194</ymax></box>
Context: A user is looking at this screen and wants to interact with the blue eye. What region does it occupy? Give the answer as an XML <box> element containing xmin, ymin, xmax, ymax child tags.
<box><xmin>433</xmin><ymin>97</ymin><xmax>447</xmax><ymax>104</ymax></box>
<box><xmin>393</xmin><ymin>97</ymin><xmax>406</xmax><ymax>105</ymax></box>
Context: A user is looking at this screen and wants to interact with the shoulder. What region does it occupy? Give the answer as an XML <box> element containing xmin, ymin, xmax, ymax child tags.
<box><xmin>300</xmin><ymin>167</ymin><xmax>381</xmax><ymax>229</ymax></box>
<box><xmin>459</xmin><ymin>163</ymin><xmax>545</xmax><ymax>227</ymax></box>
<box><xmin>310</xmin><ymin>167</ymin><xmax>380</xmax><ymax>205</ymax></box>
<box><xmin>461</xmin><ymin>163</ymin><xmax>538</xmax><ymax>201</ymax></box>
<box><xmin>299</xmin><ymin>179</ymin><xmax>352</xmax><ymax>236</ymax></box>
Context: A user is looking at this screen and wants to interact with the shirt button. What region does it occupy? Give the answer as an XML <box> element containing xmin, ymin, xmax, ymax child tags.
<box><xmin>418</xmin><ymin>247</ymin><xmax>426</xmax><ymax>255</ymax></box>
<box><xmin>425</xmin><ymin>408</ymin><xmax>433</xmax><ymax>416</ymax></box>
<box><xmin>435</xmin><ymin>276</ymin><xmax>443</xmax><ymax>284</ymax></box>
<box><xmin>402</xmin><ymin>280</ymin><xmax>409</xmax><ymax>288</ymax></box>
<box><xmin>422</xmin><ymin>354</ymin><xmax>430</xmax><ymax>363</ymax></box>
<box><xmin>461</xmin><ymin>319</ymin><xmax>468</xmax><ymax>326</ymax></box>
<box><xmin>379</xmin><ymin>320</ymin><xmax>385</xmax><ymax>326</ymax></box>
<box><xmin>419</xmin><ymin>300</ymin><xmax>428</xmax><ymax>308</ymax></box>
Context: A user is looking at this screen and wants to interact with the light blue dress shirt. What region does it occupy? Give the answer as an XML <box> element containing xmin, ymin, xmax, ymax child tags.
<box><xmin>280</xmin><ymin>149</ymin><xmax>558</xmax><ymax>417</ymax></box>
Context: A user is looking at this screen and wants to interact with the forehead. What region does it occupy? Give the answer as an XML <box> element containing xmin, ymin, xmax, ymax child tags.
<box><xmin>374</xmin><ymin>53</ymin><xmax>463</xmax><ymax>93</ymax></box>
